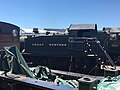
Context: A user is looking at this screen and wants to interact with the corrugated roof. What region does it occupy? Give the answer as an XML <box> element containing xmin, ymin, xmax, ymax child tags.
<box><xmin>69</xmin><ymin>24</ymin><xmax>97</xmax><ymax>30</ymax></box>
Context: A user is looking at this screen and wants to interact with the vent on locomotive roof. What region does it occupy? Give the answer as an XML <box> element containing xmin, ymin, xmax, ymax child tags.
<box><xmin>33</xmin><ymin>28</ymin><xmax>39</xmax><ymax>34</ymax></box>
<box><xmin>68</xmin><ymin>24</ymin><xmax>97</xmax><ymax>37</ymax></box>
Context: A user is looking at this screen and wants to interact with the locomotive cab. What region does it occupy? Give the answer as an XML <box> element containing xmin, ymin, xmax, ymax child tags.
<box><xmin>68</xmin><ymin>24</ymin><xmax>97</xmax><ymax>37</ymax></box>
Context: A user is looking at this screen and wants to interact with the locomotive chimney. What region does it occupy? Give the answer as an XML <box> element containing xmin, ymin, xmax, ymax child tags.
<box><xmin>33</xmin><ymin>28</ymin><xmax>39</xmax><ymax>34</ymax></box>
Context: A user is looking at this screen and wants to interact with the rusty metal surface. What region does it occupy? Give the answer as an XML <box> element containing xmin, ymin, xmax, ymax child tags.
<box><xmin>0</xmin><ymin>73</ymin><xmax>77</xmax><ymax>90</ymax></box>
<box><xmin>51</xmin><ymin>69</ymin><xmax>103</xmax><ymax>80</ymax></box>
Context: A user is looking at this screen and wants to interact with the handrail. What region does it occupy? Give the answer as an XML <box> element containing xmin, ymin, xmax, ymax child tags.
<box><xmin>96</xmin><ymin>40</ymin><xmax>116</xmax><ymax>69</ymax></box>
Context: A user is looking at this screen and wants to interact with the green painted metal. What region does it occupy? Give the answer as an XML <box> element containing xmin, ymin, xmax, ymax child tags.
<box><xmin>0</xmin><ymin>45</ymin><xmax>34</xmax><ymax>78</ymax></box>
<box><xmin>97</xmin><ymin>75</ymin><xmax>120</xmax><ymax>90</ymax></box>
<box><xmin>0</xmin><ymin>45</ymin><xmax>78</xmax><ymax>88</ymax></box>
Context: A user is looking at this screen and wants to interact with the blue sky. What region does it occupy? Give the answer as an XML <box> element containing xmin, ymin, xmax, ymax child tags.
<box><xmin>0</xmin><ymin>0</ymin><xmax>120</xmax><ymax>30</ymax></box>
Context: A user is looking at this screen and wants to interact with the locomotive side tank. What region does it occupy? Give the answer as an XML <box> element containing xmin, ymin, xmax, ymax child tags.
<box><xmin>25</xmin><ymin>35</ymin><xmax>69</xmax><ymax>57</ymax></box>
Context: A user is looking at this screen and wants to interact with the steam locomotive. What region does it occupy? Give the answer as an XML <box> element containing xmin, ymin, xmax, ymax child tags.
<box><xmin>20</xmin><ymin>24</ymin><xmax>120</xmax><ymax>74</ymax></box>
<box><xmin>1</xmin><ymin>21</ymin><xmax>120</xmax><ymax>74</ymax></box>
